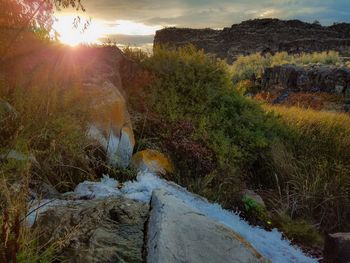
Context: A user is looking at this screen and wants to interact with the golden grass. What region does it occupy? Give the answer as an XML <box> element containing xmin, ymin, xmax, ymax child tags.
<box><xmin>261</xmin><ymin>104</ymin><xmax>350</xmax><ymax>231</ymax></box>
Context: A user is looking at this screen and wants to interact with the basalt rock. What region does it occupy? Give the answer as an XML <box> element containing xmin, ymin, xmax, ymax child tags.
<box><xmin>154</xmin><ymin>19</ymin><xmax>350</xmax><ymax>63</ymax></box>
<box><xmin>34</xmin><ymin>197</ymin><xmax>149</xmax><ymax>263</ymax></box>
<box><xmin>261</xmin><ymin>65</ymin><xmax>350</xmax><ymax>96</ymax></box>
<box><xmin>324</xmin><ymin>232</ymin><xmax>350</xmax><ymax>263</ymax></box>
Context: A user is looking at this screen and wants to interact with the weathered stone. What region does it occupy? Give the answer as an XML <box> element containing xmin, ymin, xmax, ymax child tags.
<box><xmin>261</xmin><ymin>65</ymin><xmax>350</xmax><ymax>97</ymax></box>
<box><xmin>0</xmin><ymin>98</ymin><xmax>17</xmax><ymax>119</ymax></box>
<box><xmin>155</xmin><ymin>18</ymin><xmax>350</xmax><ymax>63</ymax></box>
<box><xmin>242</xmin><ymin>189</ymin><xmax>265</xmax><ymax>208</ymax></box>
<box><xmin>82</xmin><ymin>48</ymin><xmax>137</xmax><ymax>168</ymax></box>
<box><xmin>147</xmin><ymin>189</ymin><xmax>268</xmax><ymax>263</ymax></box>
<box><xmin>34</xmin><ymin>197</ymin><xmax>149</xmax><ymax>263</ymax></box>
<box><xmin>132</xmin><ymin>149</ymin><xmax>173</xmax><ymax>175</ymax></box>
<box><xmin>324</xmin><ymin>233</ymin><xmax>350</xmax><ymax>263</ymax></box>
<box><xmin>0</xmin><ymin>149</ymin><xmax>37</xmax><ymax>163</ymax></box>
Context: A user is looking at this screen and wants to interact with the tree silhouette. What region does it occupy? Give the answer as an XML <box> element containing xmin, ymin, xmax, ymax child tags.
<box><xmin>0</xmin><ymin>0</ymin><xmax>85</xmax><ymax>61</ymax></box>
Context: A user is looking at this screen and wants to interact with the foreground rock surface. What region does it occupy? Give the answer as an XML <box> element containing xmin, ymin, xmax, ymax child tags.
<box><xmin>324</xmin><ymin>232</ymin><xmax>350</xmax><ymax>263</ymax></box>
<box><xmin>147</xmin><ymin>189</ymin><xmax>268</xmax><ymax>263</ymax></box>
<box><xmin>34</xmin><ymin>197</ymin><xmax>149</xmax><ymax>263</ymax></box>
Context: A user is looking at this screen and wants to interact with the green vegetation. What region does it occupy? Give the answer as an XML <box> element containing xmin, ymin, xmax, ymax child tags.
<box><xmin>0</xmin><ymin>79</ymin><xmax>97</xmax><ymax>261</ymax></box>
<box><xmin>131</xmin><ymin>45</ymin><xmax>286</xmax><ymax>200</ymax></box>
<box><xmin>126</xmin><ymin>46</ymin><xmax>350</xmax><ymax>245</ymax></box>
<box><xmin>230</xmin><ymin>51</ymin><xmax>341</xmax><ymax>93</ymax></box>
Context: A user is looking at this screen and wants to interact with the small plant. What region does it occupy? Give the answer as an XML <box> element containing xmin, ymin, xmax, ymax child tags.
<box><xmin>108</xmin><ymin>166</ymin><xmax>138</xmax><ymax>183</ymax></box>
<box><xmin>241</xmin><ymin>196</ymin><xmax>272</xmax><ymax>228</ymax></box>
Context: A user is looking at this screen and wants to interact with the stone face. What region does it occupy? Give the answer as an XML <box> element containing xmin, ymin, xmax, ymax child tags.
<box><xmin>82</xmin><ymin>48</ymin><xmax>138</xmax><ymax>168</ymax></box>
<box><xmin>242</xmin><ymin>189</ymin><xmax>265</xmax><ymax>208</ymax></box>
<box><xmin>261</xmin><ymin>65</ymin><xmax>350</xmax><ymax>97</ymax></box>
<box><xmin>0</xmin><ymin>98</ymin><xmax>17</xmax><ymax>119</ymax></box>
<box><xmin>324</xmin><ymin>233</ymin><xmax>350</xmax><ymax>263</ymax></box>
<box><xmin>34</xmin><ymin>197</ymin><xmax>149</xmax><ymax>263</ymax></box>
<box><xmin>132</xmin><ymin>149</ymin><xmax>173</xmax><ymax>175</ymax></box>
<box><xmin>147</xmin><ymin>189</ymin><xmax>268</xmax><ymax>263</ymax></box>
<box><xmin>154</xmin><ymin>18</ymin><xmax>350</xmax><ymax>63</ymax></box>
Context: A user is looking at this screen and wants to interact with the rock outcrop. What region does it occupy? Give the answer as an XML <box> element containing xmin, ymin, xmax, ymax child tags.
<box><xmin>34</xmin><ymin>197</ymin><xmax>149</xmax><ymax>263</ymax></box>
<box><xmin>5</xmin><ymin>46</ymin><xmax>141</xmax><ymax>168</ymax></box>
<box><xmin>81</xmin><ymin>47</ymin><xmax>137</xmax><ymax>168</ymax></box>
<box><xmin>154</xmin><ymin>19</ymin><xmax>350</xmax><ymax>63</ymax></box>
<box><xmin>147</xmin><ymin>189</ymin><xmax>268</xmax><ymax>263</ymax></box>
<box><xmin>324</xmin><ymin>233</ymin><xmax>350</xmax><ymax>263</ymax></box>
<box><xmin>261</xmin><ymin>65</ymin><xmax>350</xmax><ymax>97</ymax></box>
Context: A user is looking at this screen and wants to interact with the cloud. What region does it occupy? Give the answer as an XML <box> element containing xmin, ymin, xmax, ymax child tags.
<box><xmin>55</xmin><ymin>0</ymin><xmax>350</xmax><ymax>47</ymax></box>
<box><xmin>67</xmin><ymin>0</ymin><xmax>349</xmax><ymax>28</ymax></box>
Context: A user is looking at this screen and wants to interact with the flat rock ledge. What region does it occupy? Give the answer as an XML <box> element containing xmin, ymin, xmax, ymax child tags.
<box><xmin>34</xmin><ymin>197</ymin><xmax>149</xmax><ymax>263</ymax></box>
<box><xmin>147</xmin><ymin>189</ymin><xmax>269</xmax><ymax>263</ymax></box>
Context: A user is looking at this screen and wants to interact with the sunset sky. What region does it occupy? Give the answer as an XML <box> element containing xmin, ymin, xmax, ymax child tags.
<box><xmin>54</xmin><ymin>0</ymin><xmax>350</xmax><ymax>47</ymax></box>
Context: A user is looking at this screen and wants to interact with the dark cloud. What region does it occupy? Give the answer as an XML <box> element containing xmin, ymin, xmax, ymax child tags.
<box><xmin>74</xmin><ymin>0</ymin><xmax>349</xmax><ymax>28</ymax></box>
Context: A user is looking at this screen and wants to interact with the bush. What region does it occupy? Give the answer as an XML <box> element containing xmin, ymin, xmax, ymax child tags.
<box><xmin>131</xmin><ymin>45</ymin><xmax>285</xmax><ymax>201</ymax></box>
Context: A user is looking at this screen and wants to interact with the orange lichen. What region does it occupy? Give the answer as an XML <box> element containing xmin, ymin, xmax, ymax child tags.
<box><xmin>132</xmin><ymin>150</ymin><xmax>173</xmax><ymax>175</ymax></box>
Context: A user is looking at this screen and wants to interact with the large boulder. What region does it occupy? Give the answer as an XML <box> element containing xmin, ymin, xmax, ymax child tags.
<box><xmin>34</xmin><ymin>197</ymin><xmax>149</xmax><ymax>263</ymax></box>
<box><xmin>81</xmin><ymin>47</ymin><xmax>138</xmax><ymax>168</ymax></box>
<box><xmin>4</xmin><ymin>45</ymin><xmax>139</xmax><ymax>168</ymax></box>
<box><xmin>324</xmin><ymin>232</ymin><xmax>350</xmax><ymax>263</ymax></box>
<box><xmin>147</xmin><ymin>189</ymin><xmax>268</xmax><ymax>263</ymax></box>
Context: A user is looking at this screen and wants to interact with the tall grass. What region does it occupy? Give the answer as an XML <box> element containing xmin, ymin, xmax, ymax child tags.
<box><xmin>0</xmin><ymin>78</ymin><xmax>98</xmax><ymax>261</ymax></box>
<box><xmin>261</xmin><ymin>105</ymin><xmax>350</xmax><ymax>231</ymax></box>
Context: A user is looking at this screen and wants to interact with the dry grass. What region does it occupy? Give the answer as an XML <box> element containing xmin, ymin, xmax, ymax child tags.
<box><xmin>261</xmin><ymin>105</ymin><xmax>350</xmax><ymax>231</ymax></box>
<box><xmin>0</xmin><ymin>70</ymin><xmax>99</xmax><ymax>261</ymax></box>
<box><xmin>255</xmin><ymin>91</ymin><xmax>345</xmax><ymax>111</ymax></box>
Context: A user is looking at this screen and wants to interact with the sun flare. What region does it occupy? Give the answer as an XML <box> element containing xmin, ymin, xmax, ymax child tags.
<box><xmin>53</xmin><ymin>15</ymin><xmax>104</xmax><ymax>46</ymax></box>
<box><xmin>54</xmin><ymin>15</ymin><xmax>162</xmax><ymax>46</ymax></box>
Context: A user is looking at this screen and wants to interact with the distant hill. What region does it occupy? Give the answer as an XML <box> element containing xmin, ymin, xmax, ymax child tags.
<box><xmin>154</xmin><ymin>18</ymin><xmax>350</xmax><ymax>63</ymax></box>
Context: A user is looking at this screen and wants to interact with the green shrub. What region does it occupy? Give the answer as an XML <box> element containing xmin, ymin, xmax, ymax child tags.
<box><xmin>132</xmin><ymin>45</ymin><xmax>285</xmax><ymax>201</ymax></box>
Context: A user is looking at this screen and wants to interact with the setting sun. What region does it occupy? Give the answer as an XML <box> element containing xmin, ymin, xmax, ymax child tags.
<box><xmin>53</xmin><ymin>15</ymin><xmax>104</xmax><ymax>46</ymax></box>
<box><xmin>53</xmin><ymin>15</ymin><xmax>162</xmax><ymax>46</ymax></box>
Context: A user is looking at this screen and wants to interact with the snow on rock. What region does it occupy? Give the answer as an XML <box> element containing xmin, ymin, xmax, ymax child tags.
<box><xmin>73</xmin><ymin>172</ymin><xmax>316</xmax><ymax>263</ymax></box>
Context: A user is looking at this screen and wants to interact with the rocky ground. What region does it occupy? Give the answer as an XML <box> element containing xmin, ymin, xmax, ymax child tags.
<box><xmin>28</xmin><ymin>171</ymin><xmax>317</xmax><ymax>263</ymax></box>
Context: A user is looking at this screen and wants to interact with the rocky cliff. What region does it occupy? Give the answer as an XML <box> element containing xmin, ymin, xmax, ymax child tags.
<box><xmin>154</xmin><ymin>19</ymin><xmax>350</xmax><ymax>63</ymax></box>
